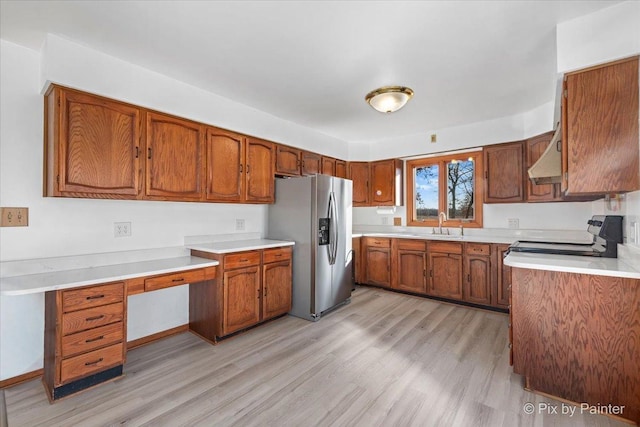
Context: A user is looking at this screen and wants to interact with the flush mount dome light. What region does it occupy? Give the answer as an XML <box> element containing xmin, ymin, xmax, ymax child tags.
<box><xmin>365</xmin><ymin>86</ymin><xmax>414</xmax><ymax>113</ymax></box>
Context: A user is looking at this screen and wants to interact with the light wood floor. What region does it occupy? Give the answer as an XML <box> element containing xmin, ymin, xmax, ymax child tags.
<box><xmin>3</xmin><ymin>287</ymin><xmax>629</xmax><ymax>426</ymax></box>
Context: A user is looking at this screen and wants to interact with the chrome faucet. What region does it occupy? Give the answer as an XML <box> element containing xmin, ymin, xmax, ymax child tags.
<box><xmin>438</xmin><ymin>212</ymin><xmax>447</xmax><ymax>234</ymax></box>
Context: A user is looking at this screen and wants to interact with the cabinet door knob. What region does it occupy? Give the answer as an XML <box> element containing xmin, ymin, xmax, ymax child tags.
<box><xmin>147</xmin><ymin>147</ymin><xmax>152</xmax><ymax>159</ymax></box>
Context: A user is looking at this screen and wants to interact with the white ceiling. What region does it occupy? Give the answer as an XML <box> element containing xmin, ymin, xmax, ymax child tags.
<box><xmin>0</xmin><ymin>1</ymin><xmax>622</xmax><ymax>143</ymax></box>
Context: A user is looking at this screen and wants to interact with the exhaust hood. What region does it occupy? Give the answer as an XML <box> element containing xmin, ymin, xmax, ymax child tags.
<box><xmin>527</xmin><ymin>125</ymin><xmax>562</xmax><ymax>185</ymax></box>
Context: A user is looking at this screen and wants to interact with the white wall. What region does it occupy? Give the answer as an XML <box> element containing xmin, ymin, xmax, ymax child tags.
<box><xmin>557</xmin><ymin>1</ymin><xmax>640</xmax><ymax>73</ymax></box>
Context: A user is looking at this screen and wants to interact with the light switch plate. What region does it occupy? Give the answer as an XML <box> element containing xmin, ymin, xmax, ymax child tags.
<box><xmin>508</xmin><ymin>218</ymin><xmax>519</xmax><ymax>229</ymax></box>
<box><xmin>0</xmin><ymin>207</ymin><xmax>29</xmax><ymax>227</ymax></box>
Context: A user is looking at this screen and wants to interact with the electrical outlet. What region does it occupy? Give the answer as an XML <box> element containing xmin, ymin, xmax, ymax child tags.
<box><xmin>236</xmin><ymin>219</ymin><xmax>245</xmax><ymax>231</ymax></box>
<box><xmin>508</xmin><ymin>218</ymin><xmax>519</xmax><ymax>229</ymax></box>
<box><xmin>430</xmin><ymin>134</ymin><xmax>437</xmax><ymax>143</ymax></box>
<box><xmin>0</xmin><ymin>207</ymin><xmax>29</xmax><ymax>227</ymax></box>
<box><xmin>114</xmin><ymin>222</ymin><xmax>132</xmax><ymax>237</ymax></box>
<box><xmin>393</xmin><ymin>217</ymin><xmax>402</xmax><ymax>226</ymax></box>
<box><xmin>381</xmin><ymin>217</ymin><xmax>389</xmax><ymax>225</ymax></box>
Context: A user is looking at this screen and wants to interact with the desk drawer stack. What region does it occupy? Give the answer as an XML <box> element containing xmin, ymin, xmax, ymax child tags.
<box><xmin>43</xmin><ymin>281</ymin><xmax>126</xmax><ymax>401</ymax></box>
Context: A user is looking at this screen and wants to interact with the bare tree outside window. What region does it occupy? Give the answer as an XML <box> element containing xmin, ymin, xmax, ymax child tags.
<box><xmin>447</xmin><ymin>160</ymin><xmax>474</xmax><ymax>219</ymax></box>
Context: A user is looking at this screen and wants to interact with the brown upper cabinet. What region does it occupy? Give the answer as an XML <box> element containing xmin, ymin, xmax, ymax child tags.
<box><xmin>275</xmin><ymin>145</ymin><xmax>301</xmax><ymax>176</ymax></box>
<box><xmin>44</xmin><ymin>86</ymin><xmax>143</xmax><ymax>199</ymax></box>
<box><xmin>525</xmin><ymin>132</ymin><xmax>561</xmax><ymax>202</ymax></box>
<box><xmin>562</xmin><ymin>56</ymin><xmax>639</xmax><ymax>195</ymax></box>
<box><xmin>301</xmin><ymin>151</ymin><xmax>321</xmax><ymax>175</ymax></box>
<box><xmin>44</xmin><ymin>85</ymin><xmax>276</xmax><ymax>204</ymax></box>
<box><xmin>145</xmin><ymin>111</ymin><xmax>205</xmax><ymax>201</ymax></box>
<box><xmin>483</xmin><ymin>141</ymin><xmax>525</xmax><ymax>203</ymax></box>
<box><xmin>335</xmin><ymin>160</ymin><xmax>347</xmax><ymax>178</ymax></box>
<box><xmin>370</xmin><ymin>159</ymin><xmax>403</xmax><ymax>206</ymax></box>
<box><xmin>321</xmin><ymin>156</ymin><xmax>336</xmax><ymax>176</ymax></box>
<box><xmin>348</xmin><ymin>162</ymin><xmax>370</xmax><ymax>207</ymax></box>
<box><xmin>206</xmin><ymin>129</ymin><xmax>274</xmax><ymax>203</ymax></box>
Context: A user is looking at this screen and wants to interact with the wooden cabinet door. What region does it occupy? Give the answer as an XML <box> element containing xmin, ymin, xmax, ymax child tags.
<box><xmin>563</xmin><ymin>57</ymin><xmax>639</xmax><ymax>195</ymax></box>
<box><xmin>335</xmin><ymin>160</ymin><xmax>347</xmax><ymax>178</ymax></box>
<box><xmin>463</xmin><ymin>255</ymin><xmax>491</xmax><ymax>305</ymax></box>
<box><xmin>275</xmin><ymin>145</ymin><xmax>301</xmax><ymax>176</ymax></box>
<box><xmin>321</xmin><ymin>156</ymin><xmax>336</xmax><ymax>176</ymax></box>
<box><xmin>349</xmin><ymin>162</ymin><xmax>370</xmax><ymax>206</ymax></box>
<box><xmin>428</xmin><ymin>252</ymin><xmax>463</xmax><ymax>299</ymax></box>
<box><xmin>394</xmin><ymin>249</ymin><xmax>426</xmax><ymax>294</ymax></box>
<box><xmin>526</xmin><ymin>132</ymin><xmax>560</xmax><ymax>202</ymax></box>
<box><xmin>206</xmin><ymin>128</ymin><xmax>243</xmax><ymax>202</ymax></box>
<box><xmin>222</xmin><ymin>266</ymin><xmax>261</xmax><ymax>336</ymax></box>
<box><xmin>145</xmin><ymin>112</ymin><xmax>204</xmax><ymax>200</ymax></box>
<box><xmin>371</xmin><ymin>159</ymin><xmax>402</xmax><ymax>206</ymax></box>
<box><xmin>245</xmin><ymin>138</ymin><xmax>275</xmax><ymax>203</ymax></box>
<box><xmin>365</xmin><ymin>247</ymin><xmax>390</xmax><ymax>287</ymax></box>
<box><xmin>483</xmin><ymin>141</ymin><xmax>524</xmax><ymax>203</ymax></box>
<box><xmin>494</xmin><ymin>244</ymin><xmax>511</xmax><ymax>308</ymax></box>
<box><xmin>301</xmin><ymin>151</ymin><xmax>321</xmax><ymax>175</ymax></box>
<box><xmin>262</xmin><ymin>260</ymin><xmax>292</xmax><ymax>320</ymax></box>
<box><xmin>54</xmin><ymin>88</ymin><xmax>141</xmax><ymax>198</ymax></box>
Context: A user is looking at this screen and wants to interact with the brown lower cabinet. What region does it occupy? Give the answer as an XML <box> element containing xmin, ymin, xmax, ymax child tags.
<box><xmin>191</xmin><ymin>246</ymin><xmax>292</xmax><ymax>339</ymax></box>
<box><xmin>511</xmin><ymin>268</ymin><xmax>640</xmax><ymax>424</ymax></box>
<box><xmin>44</xmin><ymin>281</ymin><xmax>127</xmax><ymax>401</ymax></box>
<box><xmin>360</xmin><ymin>237</ymin><xmax>511</xmax><ymax>311</ymax></box>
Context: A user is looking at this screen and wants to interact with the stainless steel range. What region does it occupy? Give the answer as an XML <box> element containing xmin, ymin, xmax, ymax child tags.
<box><xmin>509</xmin><ymin>215</ymin><xmax>623</xmax><ymax>258</ymax></box>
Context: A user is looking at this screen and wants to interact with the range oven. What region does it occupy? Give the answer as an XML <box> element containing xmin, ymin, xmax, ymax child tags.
<box><xmin>508</xmin><ymin>215</ymin><xmax>623</xmax><ymax>258</ymax></box>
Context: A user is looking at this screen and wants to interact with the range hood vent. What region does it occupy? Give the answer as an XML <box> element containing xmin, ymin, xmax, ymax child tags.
<box><xmin>527</xmin><ymin>124</ymin><xmax>562</xmax><ymax>185</ymax></box>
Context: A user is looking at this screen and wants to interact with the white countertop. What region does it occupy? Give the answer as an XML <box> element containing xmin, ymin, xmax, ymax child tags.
<box><xmin>504</xmin><ymin>252</ymin><xmax>640</xmax><ymax>279</ymax></box>
<box><xmin>186</xmin><ymin>238</ymin><xmax>295</xmax><ymax>254</ymax></box>
<box><xmin>0</xmin><ymin>256</ymin><xmax>219</xmax><ymax>296</ymax></box>
<box><xmin>352</xmin><ymin>232</ymin><xmax>514</xmax><ymax>244</ymax></box>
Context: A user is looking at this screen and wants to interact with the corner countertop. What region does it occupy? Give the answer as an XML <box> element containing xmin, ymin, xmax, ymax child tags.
<box><xmin>0</xmin><ymin>256</ymin><xmax>219</xmax><ymax>296</ymax></box>
<box><xmin>186</xmin><ymin>238</ymin><xmax>295</xmax><ymax>254</ymax></box>
<box><xmin>504</xmin><ymin>252</ymin><xmax>640</xmax><ymax>279</ymax></box>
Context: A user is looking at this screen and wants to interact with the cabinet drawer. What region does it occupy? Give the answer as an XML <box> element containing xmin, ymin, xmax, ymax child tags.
<box><xmin>465</xmin><ymin>243</ymin><xmax>491</xmax><ymax>256</ymax></box>
<box><xmin>62</xmin><ymin>283</ymin><xmax>124</xmax><ymax>313</ymax></box>
<box><xmin>62</xmin><ymin>302</ymin><xmax>124</xmax><ymax>336</ymax></box>
<box><xmin>364</xmin><ymin>237</ymin><xmax>390</xmax><ymax>248</ymax></box>
<box><xmin>263</xmin><ymin>247</ymin><xmax>292</xmax><ymax>264</ymax></box>
<box><xmin>144</xmin><ymin>269</ymin><xmax>206</xmax><ymax>292</ymax></box>
<box><xmin>60</xmin><ymin>342</ymin><xmax>124</xmax><ymax>384</ymax></box>
<box><xmin>61</xmin><ymin>322</ymin><xmax>124</xmax><ymax>358</ymax></box>
<box><xmin>224</xmin><ymin>251</ymin><xmax>261</xmax><ymax>269</ymax></box>
<box><xmin>429</xmin><ymin>242</ymin><xmax>463</xmax><ymax>254</ymax></box>
<box><xmin>395</xmin><ymin>239</ymin><xmax>426</xmax><ymax>251</ymax></box>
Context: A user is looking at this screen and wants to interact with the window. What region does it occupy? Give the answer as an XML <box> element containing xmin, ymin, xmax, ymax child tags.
<box><xmin>406</xmin><ymin>151</ymin><xmax>484</xmax><ymax>228</ymax></box>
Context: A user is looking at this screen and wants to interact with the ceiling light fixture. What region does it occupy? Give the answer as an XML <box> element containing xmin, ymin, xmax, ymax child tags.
<box><xmin>365</xmin><ymin>86</ymin><xmax>414</xmax><ymax>113</ymax></box>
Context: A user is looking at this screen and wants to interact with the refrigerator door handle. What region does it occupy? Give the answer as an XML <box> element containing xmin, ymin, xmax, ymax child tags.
<box><xmin>330</xmin><ymin>191</ymin><xmax>339</xmax><ymax>265</ymax></box>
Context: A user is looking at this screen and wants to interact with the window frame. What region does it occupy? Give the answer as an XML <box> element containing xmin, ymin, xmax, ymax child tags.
<box><xmin>406</xmin><ymin>151</ymin><xmax>484</xmax><ymax>228</ymax></box>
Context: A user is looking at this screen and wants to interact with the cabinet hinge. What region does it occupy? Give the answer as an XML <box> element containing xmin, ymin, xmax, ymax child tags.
<box><xmin>57</xmin><ymin>98</ymin><xmax>61</xmax><ymax>107</ymax></box>
<box><xmin>563</xmin><ymin>89</ymin><xmax>567</xmax><ymax>98</ymax></box>
<box><xmin>56</xmin><ymin>174</ymin><xmax>60</xmax><ymax>183</ymax></box>
<box><xmin>484</xmin><ymin>170</ymin><xmax>488</xmax><ymax>179</ymax></box>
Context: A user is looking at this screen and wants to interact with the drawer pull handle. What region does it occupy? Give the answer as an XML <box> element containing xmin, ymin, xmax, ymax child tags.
<box><xmin>172</xmin><ymin>278</ymin><xmax>184</xmax><ymax>282</ymax></box>
<box><xmin>275</xmin><ymin>254</ymin><xmax>282</xmax><ymax>257</ymax></box>
<box><xmin>240</xmin><ymin>259</ymin><xmax>249</xmax><ymax>262</ymax></box>
<box><xmin>85</xmin><ymin>336</ymin><xmax>104</xmax><ymax>343</ymax></box>
<box><xmin>86</xmin><ymin>315</ymin><xmax>105</xmax><ymax>321</ymax></box>
<box><xmin>86</xmin><ymin>294</ymin><xmax>105</xmax><ymax>300</ymax></box>
<box><xmin>85</xmin><ymin>358</ymin><xmax>104</xmax><ymax>366</ymax></box>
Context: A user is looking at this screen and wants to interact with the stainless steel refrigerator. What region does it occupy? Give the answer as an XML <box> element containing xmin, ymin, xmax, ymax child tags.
<box><xmin>268</xmin><ymin>175</ymin><xmax>353</xmax><ymax>321</ymax></box>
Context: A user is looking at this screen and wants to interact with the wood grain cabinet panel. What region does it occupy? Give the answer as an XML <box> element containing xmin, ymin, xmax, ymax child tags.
<box><xmin>206</xmin><ymin>128</ymin><xmax>244</xmax><ymax>202</ymax></box>
<box><xmin>364</xmin><ymin>237</ymin><xmax>391</xmax><ymax>288</ymax></box>
<box><xmin>335</xmin><ymin>160</ymin><xmax>347</xmax><ymax>178</ymax></box>
<box><xmin>483</xmin><ymin>141</ymin><xmax>525</xmax><ymax>203</ymax></box>
<box><xmin>262</xmin><ymin>246</ymin><xmax>292</xmax><ymax>264</ymax></box>
<box><xmin>428</xmin><ymin>245</ymin><xmax>463</xmax><ymax>300</ymax></box>
<box><xmin>525</xmin><ymin>132</ymin><xmax>560</xmax><ymax>202</ymax></box>
<box><xmin>44</xmin><ymin>86</ymin><xmax>142</xmax><ymax>199</ymax></box>
<box><xmin>262</xmin><ymin>260</ymin><xmax>292</xmax><ymax>320</ymax></box>
<box><xmin>562</xmin><ymin>56</ymin><xmax>639</xmax><ymax>195</ymax></box>
<box><xmin>61</xmin><ymin>303</ymin><xmax>124</xmax><ymax>336</ymax></box>
<box><xmin>62</xmin><ymin>283</ymin><xmax>124</xmax><ymax>312</ymax></box>
<box><xmin>275</xmin><ymin>145</ymin><xmax>302</xmax><ymax>176</ymax></box>
<box><xmin>144</xmin><ymin>269</ymin><xmax>206</xmax><ymax>292</ymax></box>
<box><xmin>391</xmin><ymin>239</ymin><xmax>427</xmax><ymax>294</ymax></box>
<box><xmin>321</xmin><ymin>156</ymin><xmax>336</xmax><ymax>176</ymax></box>
<box><xmin>145</xmin><ymin>112</ymin><xmax>204</xmax><ymax>201</ymax></box>
<box><xmin>61</xmin><ymin>322</ymin><xmax>124</xmax><ymax>358</ymax></box>
<box><xmin>301</xmin><ymin>151</ymin><xmax>321</xmax><ymax>175</ymax></box>
<box><xmin>222</xmin><ymin>266</ymin><xmax>261</xmax><ymax>336</ymax></box>
<box><xmin>60</xmin><ymin>343</ymin><xmax>124</xmax><ymax>384</ymax></box>
<box><xmin>349</xmin><ymin>162</ymin><xmax>371</xmax><ymax>207</ymax></box>
<box><xmin>511</xmin><ymin>269</ymin><xmax>640</xmax><ymax>424</ymax></box>
<box><xmin>463</xmin><ymin>255</ymin><xmax>491</xmax><ymax>305</ymax></box>
<box><xmin>493</xmin><ymin>244</ymin><xmax>511</xmax><ymax>308</ymax></box>
<box><xmin>245</xmin><ymin>138</ymin><xmax>275</xmax><ymax>203</ymax></box>
<box><xmin>370</xmin><ymin>159</ymin><xmax>403</xmax><ymax>206</ymax></box>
